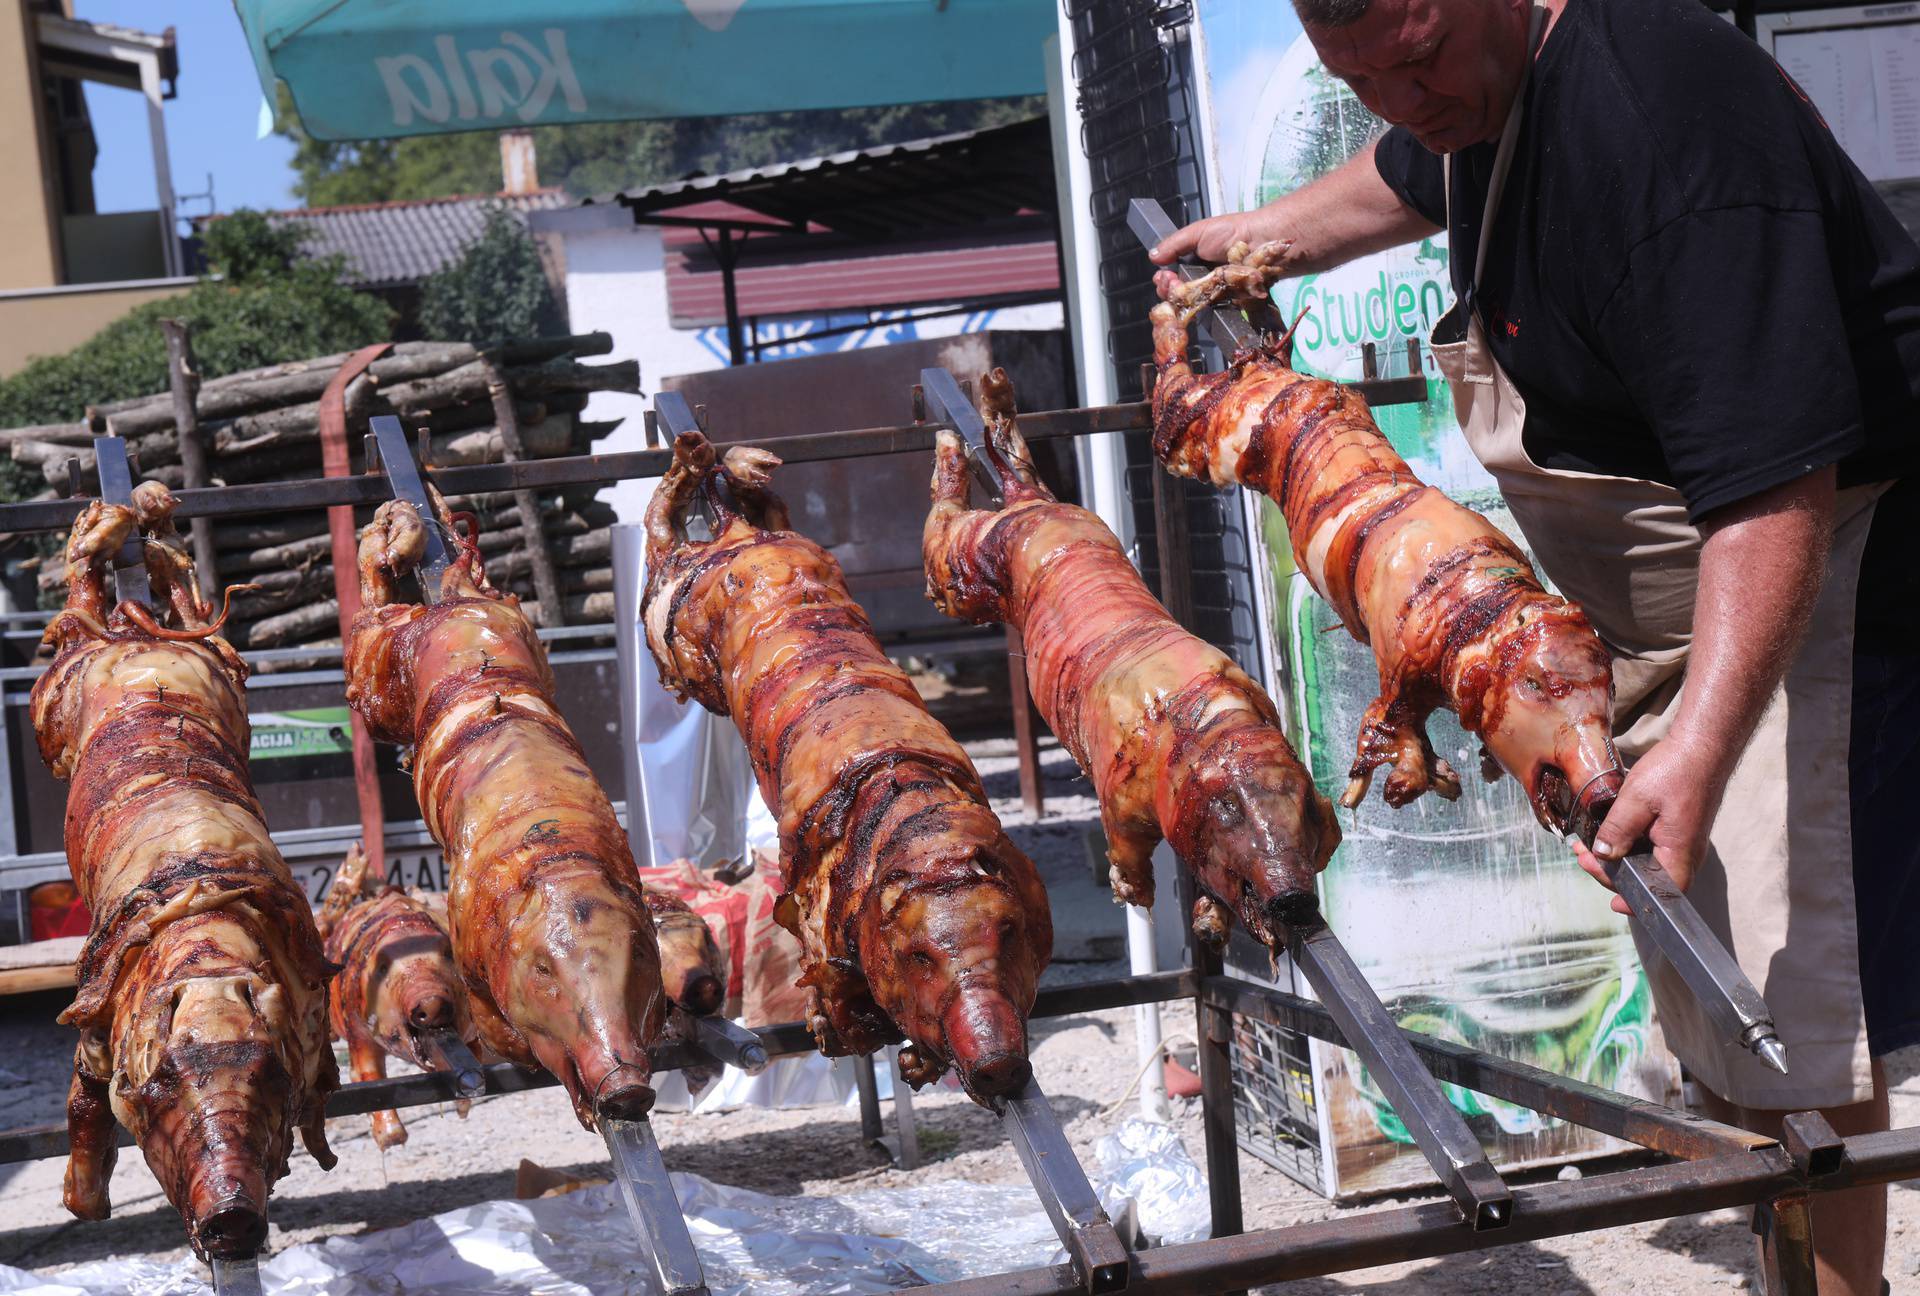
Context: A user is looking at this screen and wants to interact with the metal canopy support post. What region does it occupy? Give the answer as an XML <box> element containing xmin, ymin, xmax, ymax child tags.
<box><xmin>602</xmin><ymin>1117</ymin><xmax>710</xmax><ymax>1296</ymax></box>
<box><xmin>999</xmin><ymin>1078</ymin><xmax>1131</xmax><ymax>1294</ymax></box>
<box><xmin>210</xmin><ymin>1256</ymin><xmax>263</xmax><ymax>1296</ymax></box>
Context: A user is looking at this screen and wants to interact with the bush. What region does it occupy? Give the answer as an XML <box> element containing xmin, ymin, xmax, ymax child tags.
<box><xmin>417</xmin><ymin>205</ymin><xmax>560</xmax><ymax>345</ymax></box>
<box><xmin>0</xmin><ymin>209</ymin><xmax>393</xmax><ymax>501</ymax></box>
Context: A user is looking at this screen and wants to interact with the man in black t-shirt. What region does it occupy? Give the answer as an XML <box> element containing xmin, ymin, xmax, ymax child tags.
<box><xmin>1151</xmin><ymin>1</ymin><xmax>1915</xmax><ymax>1290</ymax></box>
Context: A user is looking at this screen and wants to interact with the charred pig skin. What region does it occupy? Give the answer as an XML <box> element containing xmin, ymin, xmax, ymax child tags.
<box><xmin>317</xmin><ymin>844</ymin><xmax>475</xmax><ymax>1148</ymax></box>
<box><xmin>642</xmin><ymin>433</ymin><xmax>1051</xmax><ymax>1103</ymax></box>
<box><xmin>923</xmin><ymin>370</ymin><xmax>1340</xmax><ymax>952</ymax></box>
<box><xmin>1149</xmin><ymin>244</ymin><xmax>1624</xmax><ymax>838</ymax></box>
<box><xmin>30</xmin><ymin>484</ymin><xmax>336</xmax><ymax>1260</ymax></box>
<box><xmin>345</xmin><ymin>499</ymin><xmax>666</xmax><ymax>1128</ymax></box>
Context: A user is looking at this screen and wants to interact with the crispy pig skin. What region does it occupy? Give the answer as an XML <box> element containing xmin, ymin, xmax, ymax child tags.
<box><xmin>30</xmin><ymin>487</ymin><xmax>336</xmax><ymax>1260</ymax></box>
<box><xmin>642</xmin><ymin>433</ymin><xmax>1051</xmax><ymax>1102</ymax></box>
<box><xmin>1149</xmin><ymin>245</ymin><xmax>1624</xmax><ymax>837</ymax></box>
<box><xmin>318</xmin><ymin>845</ymin><xmax>473</xmax><ymax>1148</ymax></box>
<box><xmin>923</xmin><ymin>370</ymin><xmax>1339</xmax><ymax>950</ymax></box>
<box><xmin>345</xmin><ymin>502</ymin><xmax>666</xmax><ymax>1129</ymax></box>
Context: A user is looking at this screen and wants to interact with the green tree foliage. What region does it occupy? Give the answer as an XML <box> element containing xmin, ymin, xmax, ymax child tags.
<box><xmin>417</xmin><ymin>205</ymin><xmax>561</xmax><ymax>343</ymax></box>
<box><xmin>0</xmin><ymin>210</ymin><xmax>393</xmax><ymax>500</ymax></box>
<box><xmin>282</xmin><ymin>97</ymin><xmax>1045</xmax><ymax>205</ymax></box>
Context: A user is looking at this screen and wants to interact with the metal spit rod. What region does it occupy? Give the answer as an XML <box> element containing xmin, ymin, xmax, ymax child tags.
<box><xmin>369</xmin><ymin>414</ymin><xmax>453</xmax><ymax>605</ymax></box>
<box><xmin>1606</xmin><ymin>851</ymin><xmax>1788</xmax><ymax>1074</ymax></box>
<box><xmin>998</xmin><ymin>1077</ymin><xmax>1132</xmax><ymax>1293</ymax></box>
<box><xmin>1125</xmin><ymin>200</ymin><xmax>1261</xmax><ymax>356</ymax></box>
<box><xmin>918</xmin><ymin>366</ymin><xmax>1012</xmax><ymax>504</ymax></box>
<box><xmin>210</xmin><ymin>1256</ymin><xmax>264</xmax><ymax>1296</ymax></box>
<box><xmin>602</xmin><ymin>1116</ymin><xmax>710</xmax><ymax>1296</ymax></box>
<box><xmin>417</xmin><ymin>1028</ymin><xmax>488</xmax><ymax>1099</ymax></box>
<box><xmin>652</xmin><ymin>391</ymin><xmax>725</xmax><ymax>533</ymax></box>
<box><xmin>1290</xmin><ymin>924</ymin><xmax>1513</xmax><ymax>1229</ymax></box>
<box><xmin>91</xmin><ymin>435</ymin><xmax>151</xmax><ymax>607</ymax></box>
<box><xmin>688</xmin><ymin>1013</ymin><xmax>770</xmax><ymax>1075</ymax></box>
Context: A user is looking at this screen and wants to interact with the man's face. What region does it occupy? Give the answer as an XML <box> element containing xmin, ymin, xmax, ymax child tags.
<box><xmin>1310</xmin><ymin>0</ymin><xmax>1532</xmax><ymax>153</ymax></box>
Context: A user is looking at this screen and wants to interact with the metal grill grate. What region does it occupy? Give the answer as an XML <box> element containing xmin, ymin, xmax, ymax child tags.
<box><xmin>1229</xmin><ymin>1012</ymin><xmax>1325</xmax><ymax>1190</ymax></box>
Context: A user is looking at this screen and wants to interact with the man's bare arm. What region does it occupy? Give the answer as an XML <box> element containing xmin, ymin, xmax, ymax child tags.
<box><xmin>1577</xmin><ymin>466</ymin><xmax>1838</xmax><ymax>907</ymax></box>
<box><xmin>1148</xmin><ymin>138</ymin><xmax>1439</xmax><ymax>290</ymax></box>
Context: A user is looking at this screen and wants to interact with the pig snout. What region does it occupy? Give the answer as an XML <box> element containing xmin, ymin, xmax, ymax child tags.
<box><xmin>943</xmin><ymin>983</ymin><xmax>1032</xmax><ymax>1098</ymax></box>
<box><xmin>407</xmin><ymin>992</ymin><xmax>456</xmax><ymax>1031</ymax></box>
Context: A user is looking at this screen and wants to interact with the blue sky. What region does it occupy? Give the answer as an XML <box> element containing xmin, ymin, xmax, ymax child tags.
<box><xmin>75</xmin><ymin>2</ymin><xmax>297</xmax><ymax>217</ymax></box>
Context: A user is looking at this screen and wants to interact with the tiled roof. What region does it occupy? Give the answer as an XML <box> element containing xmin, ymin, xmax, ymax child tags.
<box><xmin>266</xmin><ymin>190</ymin><xmax>569</xmax><ymax>290</ymax></box>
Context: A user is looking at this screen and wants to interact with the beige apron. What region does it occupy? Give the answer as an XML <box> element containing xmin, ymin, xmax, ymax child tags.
<box><xmin>1429</xmin><ymin>6</ymin><xmax>1878</xmax><ymax>1109</ymax></box>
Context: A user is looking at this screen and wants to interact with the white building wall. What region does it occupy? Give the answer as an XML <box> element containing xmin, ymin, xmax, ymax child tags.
<box><xmin>535</xmin><ymin>203</ymin><xmax>1063</xmax><ymax>524</ymax></box>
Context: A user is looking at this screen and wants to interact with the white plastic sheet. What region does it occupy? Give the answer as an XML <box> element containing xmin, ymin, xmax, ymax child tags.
<box><xmin>0</xmin><ymin>1122</ymin><xmax>1208</xmax><ymax>1295</ymax></box>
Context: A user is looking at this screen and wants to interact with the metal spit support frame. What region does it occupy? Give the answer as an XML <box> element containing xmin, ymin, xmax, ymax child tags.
<box><xmin>91</xmin><ymin>435</ymin><xmax>151</xmax><ymax>607</ymax></box>
<box><xmin>0</xmin><ymin>386</ymin><xmax>1897</xmax><ymax>1296</ymax></box>
<box><xmin>365</xmin><ymin>413</ymin><xmax>711</xmax><ymax>1296</ymax></box>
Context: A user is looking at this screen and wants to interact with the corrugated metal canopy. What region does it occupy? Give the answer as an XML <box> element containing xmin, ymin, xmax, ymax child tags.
<box><xmin>611</xmin><ymin>117</ymin><xmax>1055</xmax><ymax>242</ymax></box>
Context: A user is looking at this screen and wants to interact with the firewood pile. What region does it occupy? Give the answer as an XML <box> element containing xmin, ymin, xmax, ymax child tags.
<box><xmin>9</xmin><ymin>332</ymin><xmax>637</xmax><ymax>649</ymax></box>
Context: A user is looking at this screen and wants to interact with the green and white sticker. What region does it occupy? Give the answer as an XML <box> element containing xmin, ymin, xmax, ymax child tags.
<box><xmin>249</xmin><ymin>708</ymin><xmax>354</xmax><ymax>760</ymax></box>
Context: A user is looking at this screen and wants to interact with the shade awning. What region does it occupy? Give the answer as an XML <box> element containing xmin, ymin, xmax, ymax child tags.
<box><xmin>234</xmin><ymin>0</ymin><xmax>1055</xmax><ymax>143</ymax></box>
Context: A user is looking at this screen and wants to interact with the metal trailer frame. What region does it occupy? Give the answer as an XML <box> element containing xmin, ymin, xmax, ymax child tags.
<box><xmin>0</xmin><ymin>398</ymin><xmax>1912</xmax><ymax>1295</ymax></box>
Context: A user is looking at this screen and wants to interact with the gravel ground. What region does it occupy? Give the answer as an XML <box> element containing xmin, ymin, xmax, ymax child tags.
<box><xmin>0</xmin><ymin>735</ymin><xmax>1915</xmax><ymax>1292</ymax></box>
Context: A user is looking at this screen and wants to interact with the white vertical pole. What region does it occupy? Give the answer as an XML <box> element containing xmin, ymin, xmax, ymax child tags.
<box><xmin>138</xmin><ymin>52</ymin><xmax>180</xmax><ymax>278</ymax></box>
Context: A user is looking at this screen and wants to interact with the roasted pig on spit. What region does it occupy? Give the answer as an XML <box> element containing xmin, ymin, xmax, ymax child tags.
<box><xmin>315</xmin><ymin>844</ymin><xmax>475</xmax><ymax>1148</ymax></box>
<box><xmin>643</xmin><ymin>433</ymin><xmax>1052</xmax><ymax>1102</ymax></box>
<box><xmin>345</xmin><ymin>498</ymin><xmax>666</xmax><ymax>1127</ymax></box>
<box><xmin>924</xmin><ymin>370</ymin><xmax>1340</xmax><ymax>950</ymax></box>
<box><xmin>31</xmin><ymin>483</ymin><xmax>336</xmax><ymax>1258</ymax></box>
<box><xmin>1150</xmin><ymin>243</ymin><xmax>1623</xmax><ymax>840</ymax></box>
<box><xmin>648</xmin><ymin>890</ymin><xmax>726</xmax><ymax>1018</ymax></box>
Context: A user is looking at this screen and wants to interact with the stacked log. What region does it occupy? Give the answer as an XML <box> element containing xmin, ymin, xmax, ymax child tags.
<box><xmin>16</xmin><ymin>333</ymin><xmax>638</xmax><ymax>649</ymax></box>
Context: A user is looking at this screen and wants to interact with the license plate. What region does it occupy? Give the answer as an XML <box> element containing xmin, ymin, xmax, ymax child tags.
<box><xmin>303</xmin><ymin>851</ymin><xmax>449</xmax><ymax>907</ymax></box>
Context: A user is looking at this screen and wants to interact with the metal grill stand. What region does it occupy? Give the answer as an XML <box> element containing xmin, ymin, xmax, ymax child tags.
<box><xmin>0</xmin><ymin>404</ymin><xmax>1897</xmax><ymax>1296</ymax></box>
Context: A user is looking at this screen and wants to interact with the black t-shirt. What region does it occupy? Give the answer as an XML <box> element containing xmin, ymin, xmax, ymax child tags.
<box><xmin>1373</xmin><ymin>0</ymin><xmax>1919</xmax><ymax>647</ymax></box>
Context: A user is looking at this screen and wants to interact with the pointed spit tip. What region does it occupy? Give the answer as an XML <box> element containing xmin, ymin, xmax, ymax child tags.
<box><xmin>1753</xmin><ymin>1036</ymin><xmax>1790</xmax><ymax>1076</ymax></box>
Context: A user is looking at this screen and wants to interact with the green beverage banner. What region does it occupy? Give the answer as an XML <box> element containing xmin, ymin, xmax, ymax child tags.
<box><xmin>249</xmin><ymin>708</ymin><xmax>355</xmax><ymax>762</ymax></box>
<box><xmin>1191</xmin><ymin>5</ymin><xmax>1678</xmax><ymax>1195</ymax></box>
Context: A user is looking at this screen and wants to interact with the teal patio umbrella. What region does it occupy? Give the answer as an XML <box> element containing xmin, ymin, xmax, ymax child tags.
<box><xmin>233</xmin><ymin>0</ymin><xmax>1053</xmax><ymax>141</ymax></box>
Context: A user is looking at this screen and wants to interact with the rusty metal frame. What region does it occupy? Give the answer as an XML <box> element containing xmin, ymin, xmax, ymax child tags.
<box><xmin>7</xmin><ymin>399</ymin><xmax>1914</xmax><ymax>1294</ymax></box>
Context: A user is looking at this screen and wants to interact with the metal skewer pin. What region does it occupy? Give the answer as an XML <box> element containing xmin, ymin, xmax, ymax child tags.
<box><xmin>919</xmin><ymin>366</ymin><xmax>1013</xmax><ymax>505</ymax></box>
<box><xmin>652</xmin><ymin>391</ymin><xmax>726</xmax><ymax>535</ymax></box>
<box><xmin>91</xmin><ymin>435</ymin><xmax>151</xmax><ymax>608</ymax></box>
<box><xmin>998</xmin><ymin>1077</ymin><xmax>1131</xmax><ymax>1293</ymax></box>
<box><xmin>370</xmin><ymin>415</ymin><xmax>453</xmax><ymax>605</ymax></box>
<box><xmin>210</xmin><ymin>1255</ymin><xmax>264</xmax><ymax>1296</ymax></box>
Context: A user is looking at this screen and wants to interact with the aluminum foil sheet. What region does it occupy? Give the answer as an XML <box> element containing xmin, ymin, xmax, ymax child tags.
<box><xmin>0</xmin><ymin>1120</ymin><xmax>1206</xmax><ymax>1295</ymax></box>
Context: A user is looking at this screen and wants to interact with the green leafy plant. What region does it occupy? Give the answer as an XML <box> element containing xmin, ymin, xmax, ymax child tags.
<box><xmin>0</xmin><ymin>209</ymin><xmax>393</xmax><ymax>501</ymax></box>
<box><xmin>417</xmin><ymin>204</ymin><xmax>560</xmax><ymax>344</ymax></box>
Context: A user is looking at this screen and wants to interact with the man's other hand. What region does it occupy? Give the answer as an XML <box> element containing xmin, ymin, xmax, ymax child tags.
<box><xmin>1572</xmin><ymin>734</ymin><xmax>1735</xmax><ymax>915</ymax></box>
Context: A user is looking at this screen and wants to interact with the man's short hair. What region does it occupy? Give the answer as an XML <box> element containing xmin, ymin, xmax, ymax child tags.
<box><xmin>1294</xmin><ymin>0</ymin><xmax>1373</xmax><ymax>26</ymax></box>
